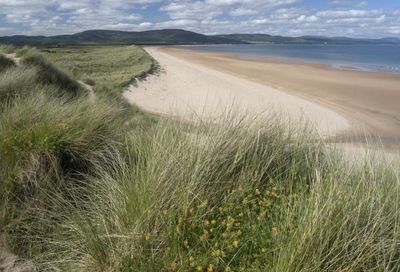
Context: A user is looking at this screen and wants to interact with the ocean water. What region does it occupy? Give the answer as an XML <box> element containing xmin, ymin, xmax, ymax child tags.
<box><xmin>182</xmin><ymin>44</ymin><xmax>400</xmax><ymax>74</ymax></box>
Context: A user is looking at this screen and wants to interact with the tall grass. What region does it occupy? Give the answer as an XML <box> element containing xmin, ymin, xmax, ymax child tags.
<box><xmin>4</xmin><ymin>114</ymin><xmax>398</xmax><ymax>271</ymax></box>
<box><xmin>1</xmin><ymin>45</ymin><xmax>399</xmax><ymax>271</ymax></box>
<box><xmin>40</xmin><ymin>46</ymin><xmax>157</xmax><ymax>93</ymax></box>
<box><xmin>0</xmin><ymin>54</ymin><xmax>16</xmax><ymax>73</ymax></box>
<box><xmin>18</xmin><ymin>48</ymin><xmax>84</xmax><ymax>96</ymax></box>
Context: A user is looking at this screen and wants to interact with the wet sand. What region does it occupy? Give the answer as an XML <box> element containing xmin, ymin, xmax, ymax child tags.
<box><xmin>124</xmin><ymin>47</ymin><xmax>350</xmax><ymax>136</ymax></box>
<box><xmin>161</xmin><ymin>47</ymin><xmax>400</xmax><ymax>145</ymax></box>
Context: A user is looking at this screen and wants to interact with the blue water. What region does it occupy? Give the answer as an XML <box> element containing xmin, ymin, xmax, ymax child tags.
<box><xmin>182</xmin><ymin>44</ymin><xmax>400</xmax><ymax>74</ymax></box>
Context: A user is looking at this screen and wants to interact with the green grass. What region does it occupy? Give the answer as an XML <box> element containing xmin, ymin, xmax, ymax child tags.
<box><xmin>40</xmin><ymin>46</ymin><xmax>156</xmax><ymax>92</ymax></box>
<box><xmin>1</xmin><ymin>44</ymin><xmax>399</xmax><ymax>271</ymax></box>
<box><xmin>0</xmin><ymin>54</ymin><xmax>16</xmax><ymax>73</ymax></box>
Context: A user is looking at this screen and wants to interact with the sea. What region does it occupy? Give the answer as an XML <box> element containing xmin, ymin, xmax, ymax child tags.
<box><xmin>182</xmin><ymin>44</ymin><xmax>400</xmax><ymax>74</ymax></box>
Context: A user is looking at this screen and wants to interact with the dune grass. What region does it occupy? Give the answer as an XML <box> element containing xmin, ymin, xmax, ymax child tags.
<box><xmin>0</xmin><ymin>55</ymin><xmax>16</xmax><ymax>73</ymax></box>
<box><xmin>0</xmin><ymin>44</ymin><xmax>399</xmax><ymax>271</ymax></box>
<box><xmin>40</xmin><ymin>46</ymin><xmax>157</xmax><ymax>92</ymax></box>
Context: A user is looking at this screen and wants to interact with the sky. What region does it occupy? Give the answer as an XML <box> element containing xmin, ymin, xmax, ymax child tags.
<box><xmin>0</xmin><ymin>0</ymin><xmax>399</xmax><ymax>38</ymax></box>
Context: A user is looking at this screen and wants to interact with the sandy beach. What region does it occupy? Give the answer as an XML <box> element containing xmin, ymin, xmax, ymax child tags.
<box><xmin>124</xmin><ymin>47</ymin><xmax>351</xmax><ymax>136</ymax></box>
<box><xmin>124</xmin><ymin>46</ymin><xmax>400</xmax><ymax>143</ymax></box>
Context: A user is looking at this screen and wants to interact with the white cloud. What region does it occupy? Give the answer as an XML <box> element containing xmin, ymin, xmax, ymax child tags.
<box><xmin>230</xmin><ymin>7</ymin><xmax>258</xmax><ymax>16</ymax></box>
<box><xmin>0</xmin><ymin>0</ymin><xmax>398</xmax><ymax>38</ymax></box>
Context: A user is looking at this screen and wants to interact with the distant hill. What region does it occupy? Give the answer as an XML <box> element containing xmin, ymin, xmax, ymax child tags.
<box><xmin>0</xmin><ymin>29</ymin><xmax>243</xmax><ymax>46</ymax></box>
<box><xmin>0</xmin><ymin>29</ymin><xmax>399</xmax><ymax>46</ymax></box>
<box><xmin>213</xmin><ymin>34</ymin><xmax>400</xmax><ymax>45</ymax></box>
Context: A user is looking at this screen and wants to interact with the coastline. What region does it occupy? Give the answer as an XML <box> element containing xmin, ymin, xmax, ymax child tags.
<box><xmin>173</xmin><ymin>44</ymin><xmax>400</xmax><ymax>75</ymax></box>
<box><xmin>158</xmin><ymin>46</ymin><xmax>400</xmax><ymax>144</ymax></box>
<box><xmin>124</xmin><ymin>47</ymin><xmax>350</xmax><ymax>137</ymax></box>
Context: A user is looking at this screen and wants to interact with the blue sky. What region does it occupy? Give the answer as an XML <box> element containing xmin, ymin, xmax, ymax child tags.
<box><xmin>0</xmin><ymin>0</ymin><xmax>399</xmax><ymax>37</ymax></box>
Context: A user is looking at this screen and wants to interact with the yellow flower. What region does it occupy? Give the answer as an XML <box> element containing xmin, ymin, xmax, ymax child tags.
<box><xmin>189</xmin><ymin>256</ymin><xmax>194</xmax><ymax>262</ymax></box>
<box><xmin>208</xmin><ymin>264</ymin><xmax>214</xmax><ymax>272</ymax></box>
<box><xmin>232</xmin><ymin>240</ymin><xmax>239</xmax><ymax>248</ymax></box>
<box><xmin>211</xmin><ymin>219</ymin><xmax>217</xmax><ymax>225</ymax></box>
<box><xmin>255</xmin><ymin>188</ymin><xmax>261</xmax><ymax>195</ymax></box>
<box><xmin>211</xmin><ymin>249</ymin><xmax>225</xmax><ymax>258</ymax></box>
<box><xmin>272</xmin><ymin>227</ymin><xmax>278</xmax><ymax>237</ymax></box>
<box><xmin>184</xmin><ymin>240</ymin><xmax>189</xmax><ymax>248</ymax></box>
<box><xmin>196</xmin><ymin>265</ymin><xmax>203</xmax><ymax>271</ymax></box>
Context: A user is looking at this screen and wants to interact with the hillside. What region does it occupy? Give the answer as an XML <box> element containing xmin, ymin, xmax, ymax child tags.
<box><xmin>213</xmin><ymin>34</ymin><xmax>400</xmax><ymax>44</ymax></box>
<box><xmin>1</xmin><ymin>29</ymin><xmax>399</xmax><ymax>46</ymax></box>
<box><xmin>0</xmin><ymin>29</ymin><xmax>242</xmax><ymax>46</ymax></box>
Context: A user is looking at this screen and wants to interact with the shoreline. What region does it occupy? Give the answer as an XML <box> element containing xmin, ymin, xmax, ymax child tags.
<box><xmin>124</xmin><ymin>47</ymin><xmax>350</xmax><ymax>137</ymax></box>
<box><xmin>172</xmin><ymin>44</ymin><xmax>400</xmax><ymax>75</ymax></box>
<box><xmin>158</xmin><ymin>47</ymin><xmax>400</xmax><ymax>144</ymax></box>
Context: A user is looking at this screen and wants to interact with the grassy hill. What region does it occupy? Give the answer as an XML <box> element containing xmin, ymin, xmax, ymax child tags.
<box><xmin>213</xmin><ymin>33</ymin><xmax>400</xmax><ymax>44</ymax></box>
<box><xmin>0</xmin><ymin>29</ymin><xmax>242</xmax><ymax>46</ymax></box>
<box><xmin>1</xmin><ymin>29</ymin><xmax>399</xmax><ymax>46</ymax></box>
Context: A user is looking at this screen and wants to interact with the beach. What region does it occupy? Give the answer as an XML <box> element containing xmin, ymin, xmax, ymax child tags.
<box><xmin>124</xmin><ymin>46</ymin><xmax>400</xmax><ymax>143</ymax></box>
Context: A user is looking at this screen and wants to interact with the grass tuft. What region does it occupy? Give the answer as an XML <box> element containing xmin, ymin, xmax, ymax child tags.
<box><xmin>19</xmin><ymin>48</ymin><xmax>84</xmax><ymax>96</ymax></box>
<box><xmin>0</xmin><ymin>54</ymin><xmax>16</xmax><ymax>73</ymax></box>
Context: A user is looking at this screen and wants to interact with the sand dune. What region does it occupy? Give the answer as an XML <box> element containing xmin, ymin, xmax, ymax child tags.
<box><xmin>124</xmin><ymin>47</ymin><xmax>350</xmax><ymax>136</ymax></box>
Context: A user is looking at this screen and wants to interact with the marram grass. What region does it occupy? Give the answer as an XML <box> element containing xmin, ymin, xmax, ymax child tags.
<box><xmin>0</xmin><ymin>44</ymin><xmax>399</xmax><ymax>272</ymax></box>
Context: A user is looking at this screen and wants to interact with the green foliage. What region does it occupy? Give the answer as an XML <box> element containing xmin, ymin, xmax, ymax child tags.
<box><xmin>0</xmin><ymin>44</ymin><xmax>16</xmax><ymax>54</ymax></box>
<box><xmin>11</xmin><ymin>116</ymin><xmax>398</xmax><ymax>272</ymax></box>
<box><xmin>19</xmin><ymin>48</ymin><xmax>84</xmax><ymax>96</ymax></box>
<box><xmin>0</xmin><ymin>66</ymin><xmax>41</xmax><ymax>106</ymax></box>
<box><xmin>1</xmin><ymin>43</ymin><xmax>399</xmax><ymax>272</ymax></box>
<box><xmin>0</xmin><ymin>54</ymin><xmax>16</xmax><ymax>73</ymax></box>
<box><xmin>40</xmin><ymin>46</ymin><xmax>156</xmax><ymax>93</ymax></box>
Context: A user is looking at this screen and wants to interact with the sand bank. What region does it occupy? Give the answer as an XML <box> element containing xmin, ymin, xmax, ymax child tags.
<box><xmin>158</xmin><ymin>47</ymin><xmax>400</xmax><ymax>141</ymax></box>
<box><xmin>124</xmin><ymin>47</ymin><xmax>350</xmax><ymax>136</ymax></box>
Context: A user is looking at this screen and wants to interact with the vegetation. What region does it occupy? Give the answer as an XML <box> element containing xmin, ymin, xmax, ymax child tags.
<box><xmin>0</xmin><ymin>44</ymin><xmax>399</xmax><ymax>271</ymax></box>
<box><xmin>0</xmin><ymin>29</ymin><xmax>242</xmax><ymax>46</ymax></box>
<box><xmin>1</xmin><ymin>29</ymin><xmax>400</xmax><ymax>46</ymax></box>
<box><xmin>0</xmin><ymin>55</ymin><xmax>16</xmax><ymax>73</ymax></box>
<box><xmin>40</xmin><ymin>46</ymin><xmax>157</xmax><ymax>92</ymax></box>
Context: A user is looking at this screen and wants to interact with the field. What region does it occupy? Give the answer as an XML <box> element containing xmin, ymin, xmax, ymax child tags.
<box><xmin>0</xmin><ymin>44</ymin><xmax>400</xmax><ymax>271</ymax></box>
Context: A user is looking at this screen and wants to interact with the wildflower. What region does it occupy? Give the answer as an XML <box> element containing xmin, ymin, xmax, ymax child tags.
<box><xmin>184</xmin><ymin>240</ymin><xmax>189</xmax><ymax>248</ymax></box>
<box><xmin>255</xmin><ymin>188</ymin><xmax>261</xmax><ymax>195</ymax></box>
<box><xmin>196</xmin><ymin>265</ymin><xmax>203</xmax><ymax>271</ymax></box>
<box><xmin>212</xmin><ymin>249</ymin><xmax>225</xmax><ymax>257</ymax></box>
<box><xmin>261</xmin><ymin>248</ymin><xmax>267</xmax><ymax>253</ymax></box>
<box><xmin>272</xmin><ymin>227</ymin><xmax>278</xmax><ymax>237</ymax></box>
<box><xmin>211</xmin><ymin>219</ymin><xmax>217</xmax><ymax>225</ymax></box>
<box><xmin>208</xmin><ymin>264</ymin><xmax>214</xmax><ymax>272</ymax></box>
<box><xmin>232</xmin><ymin>240</ymin><xmax>240</xmax><ymax>248</ymax></box>
<box><xmin>189</xmin><ymin>256</ymin><xmax>194</xmax><ymax>262</ymax></box>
